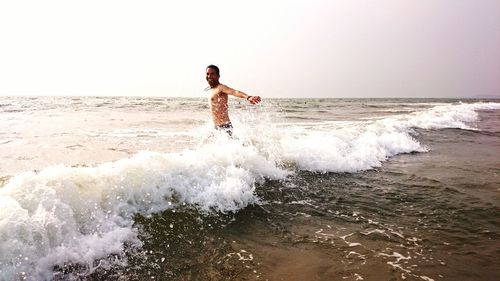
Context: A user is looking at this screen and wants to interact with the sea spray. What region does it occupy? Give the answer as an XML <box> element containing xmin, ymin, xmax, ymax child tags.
<box><xmin>276</xmin><ymin>102</ymin><xmax>500</xmax><ymax>172</ymax></box>
<box><xmin>405</xmin><ymin>102</ymin><xmax>500</xmax><ymax>130</ymax></box>
<box><xmin>1</xmin><ymin>100</ymin><xmax>499</xmax><ymax>280</ymax></box>
<box><xmin>0</xmin><ymin>137</ymin><xmax>288</xmax><ymax>280</ymax></box>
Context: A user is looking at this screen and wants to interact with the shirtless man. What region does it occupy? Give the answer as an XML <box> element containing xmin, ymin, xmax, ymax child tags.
<box><xmin>205</xmin><ymin>65</ymin><xmax>261</xmax><ymax>135</ymax></box>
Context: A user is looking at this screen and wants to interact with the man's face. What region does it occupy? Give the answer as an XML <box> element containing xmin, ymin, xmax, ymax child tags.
<box><xmin>206</xmin><ymin>68</ymin><xmax>219</xmax><ymax>86</ymax></box>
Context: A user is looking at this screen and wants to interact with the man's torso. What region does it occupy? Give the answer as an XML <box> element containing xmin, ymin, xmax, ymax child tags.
<box><xmin>208</xmin><ymin>85</ymin><xmax>230</xmax><ymax>126</ymax></box>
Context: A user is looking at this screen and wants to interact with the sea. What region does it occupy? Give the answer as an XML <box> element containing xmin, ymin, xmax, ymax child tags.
<box><xmin>0</xmin><ymin>96</ymin><xmax>499</xmax><ymax>281</ymax></box>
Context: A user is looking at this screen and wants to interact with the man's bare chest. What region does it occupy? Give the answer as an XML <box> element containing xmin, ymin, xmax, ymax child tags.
<box><xmin>209</xmin><ymin>91</ymin><xmax>228</xmax><ymax>104</ymax></box>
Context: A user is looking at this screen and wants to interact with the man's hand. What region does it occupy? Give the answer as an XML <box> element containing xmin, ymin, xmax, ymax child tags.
<box><xmin>248</xmin><ymin>96</ymin><xmax>261</xmax><ymax>105</ymax></box>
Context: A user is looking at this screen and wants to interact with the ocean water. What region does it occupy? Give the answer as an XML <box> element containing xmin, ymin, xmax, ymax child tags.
<box><xmin>0</xmin><ymin>96</ymin><xmax>499</xmax><ymax>281</ymax></box>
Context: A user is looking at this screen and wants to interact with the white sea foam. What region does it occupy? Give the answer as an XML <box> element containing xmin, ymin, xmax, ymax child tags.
<box><xmin>276</xmin><ymin>102</ymin><xmax>500</xmax><ymax>172</ymax></box>
<box><xmin>0</xmin><ymin>101</ymin><xmax>498</xmax><ymax>280</ymax></box>
<box><xmin>0</xmin><ymin>137</ymin><xmax>287</xmax><ymax>280</ymax></box>
<box><xmin>404</xmin><ymin>102</ymin><xmax>500</xmax><ymax>130</ymax></box>
<box><xmin>280</xmin><ymin>124</ymin><xmax>424</xmax><ymax>172</ymax></box>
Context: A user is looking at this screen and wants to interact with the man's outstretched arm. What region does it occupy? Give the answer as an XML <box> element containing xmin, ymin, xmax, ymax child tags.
<box><xmin>221</xmin><ymin>84</ymin><xmax>261</xmax><ymax>104</ymax></box>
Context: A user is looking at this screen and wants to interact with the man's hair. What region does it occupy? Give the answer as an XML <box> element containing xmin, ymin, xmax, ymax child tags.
<box><xmin>206</xmin><ymin>64</ymin><xmax>220</xmax><ymax>76</ymax></box>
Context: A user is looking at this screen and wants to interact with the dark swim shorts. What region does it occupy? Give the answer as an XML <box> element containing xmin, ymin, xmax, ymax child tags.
<box><xmin>216</xmin><ymin>122</ymin><xmax>233</xmax><ymax>136</ymax></box>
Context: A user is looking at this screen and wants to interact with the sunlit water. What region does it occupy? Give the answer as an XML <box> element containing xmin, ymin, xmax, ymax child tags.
<box><xmin>1</xmin><ymin>97</ymin><xmax>499</xmax><ymax>281</ymax></box>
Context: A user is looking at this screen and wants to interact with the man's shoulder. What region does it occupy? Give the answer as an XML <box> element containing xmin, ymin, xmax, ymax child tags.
<box><xmin>216</xmin><ymin>84</ymin><xmax>231</xmax><ymax>94</ymax></box>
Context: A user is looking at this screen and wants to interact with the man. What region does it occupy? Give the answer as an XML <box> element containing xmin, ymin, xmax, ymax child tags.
<box><xmin>205</xmin><ymin>65</ymin><xmax>261</xmax><ymax>135</ymax></box>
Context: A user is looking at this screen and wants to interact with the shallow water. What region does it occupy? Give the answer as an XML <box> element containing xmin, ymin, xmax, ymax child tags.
<box><xmin>1</xmin><ymin>97</ymin><xmax>499</xmax><ymax>280</ymax></box>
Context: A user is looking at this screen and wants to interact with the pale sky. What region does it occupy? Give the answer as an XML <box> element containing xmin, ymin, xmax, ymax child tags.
<box><xmin>0</xmin><ymin>0</ymin><xmax>499</xmax><ymax>98</ymax></box>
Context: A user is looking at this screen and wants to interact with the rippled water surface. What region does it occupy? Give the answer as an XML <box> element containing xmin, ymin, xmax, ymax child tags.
<box><xmin>1</xmin><ymin>97</ymin><xmax>499</xmax><ymax>280</ymax></box>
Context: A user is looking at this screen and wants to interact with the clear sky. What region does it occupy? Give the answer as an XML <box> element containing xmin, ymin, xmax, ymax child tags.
<box><xmin>0</xmin><ymin>0</ymin><xmax>499</xmax><ymax>98</ymax></box>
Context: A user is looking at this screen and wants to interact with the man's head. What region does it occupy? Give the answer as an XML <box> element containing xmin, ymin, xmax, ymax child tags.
<box><xmin>206</xmin><ymin>65</ymin><xmax>220</xmax><ymax>87</ymax></box>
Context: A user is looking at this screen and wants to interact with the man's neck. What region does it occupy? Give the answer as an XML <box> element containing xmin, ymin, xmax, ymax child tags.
<box><xmin>205</xmin><ymin>82</ymin><xmax>219</xmax><ymax>92</ymax></box>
